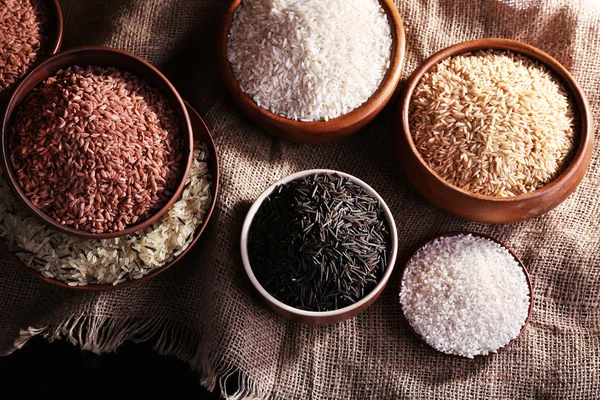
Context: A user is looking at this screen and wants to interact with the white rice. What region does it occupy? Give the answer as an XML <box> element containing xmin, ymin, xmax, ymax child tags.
<box><xmin>399</xmin><ymin>234</ymin><xmax>531</xmax><ymax>358</ymax></box>
<box><xmin>227</xmin><ymin>0</ymin><xmax>392</xmax><ymax>122</ymax></box>
<box><xmin>0</xmin><ymin>141</ymin><xmax>212</xmax><ymax>286</ymax></box>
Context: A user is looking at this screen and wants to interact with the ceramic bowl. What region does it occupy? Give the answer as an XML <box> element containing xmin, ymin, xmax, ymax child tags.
<box><xmin>218</xmin><ymin>0</ymin><xmax>406</xmax><ymax>143</ymax></box>
<box><xmin>0</xmin><ymin>101</ymin><xmax>219</xmax><ymax>290</ymax></box>
<box><xmin>399</xmin><ymin>231</ymin><xmax>534</xmax><ymax>359</ymax></box>
<box><xmin>0</xmin><ymin>0</ymin><xmax>63</xmax><ymax>103</ymax></box>
<box><xmin>395</xmin><ymin>38</ymin><xmax>594</xmax><ymax>223</ymax></box>
<box><xmin>240</xmin><ymin>169</ymin><xmax>398</xmax><ymax>324</ymax></box>
<box><xmin>1</xmin><ymin>46</ymin><xmax>194</xmax><ymax>239</ymax></box>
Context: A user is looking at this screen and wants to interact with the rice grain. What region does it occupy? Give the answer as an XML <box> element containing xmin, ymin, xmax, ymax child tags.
<box><xmin>9</xmin><ymin>65</ymin><xmax>184</xmax><ymax>233</ymax></box>
<box><xmin>409</xmin><ymin>50</ymin><xmax>576</xmax><ymax>197</ymax></box>
<box><xmin>227</xmin><ymin>0</ymin><xmax>392</xmax><ymax>122</ymax></box>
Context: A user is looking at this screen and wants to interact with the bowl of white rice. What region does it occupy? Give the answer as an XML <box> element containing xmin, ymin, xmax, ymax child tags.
<box><xmin>219</xmin><ymin>0</ymin><xmax>406</xmax><ymax>143</ymax></box>
<box><xmin>396</xmin><ymin>38</ymin><xmax>594</xmax><ymax>223</ymax></box>
<box><xmin>399</xmin><ymin>231</ymin><xmax>533</xmax><ymax>359</ymax></box>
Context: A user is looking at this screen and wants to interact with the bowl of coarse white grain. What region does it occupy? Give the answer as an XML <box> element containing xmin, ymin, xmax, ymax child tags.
<box><xmin>399</xmin><ymin>231</ymin><xmax>533</xmax><ymax>359</ymax></box>
<box><xmin>395</xmin><ymin>38</ymin><xmax>594</xmax><ymax>223</ymax></box>
<box><xmin>218</xmin><ymin>0</ymin><xmax>406</xmax><ymax>143</ymax></box>
<box><xmin>1</xmin><ymin>46</ymin><xmax>194</xmax><ymax>240</ymax></box>
<box><xmin>0</xmin><ymin>0</ymin><xmax>63</xmax><ymax>104</ymax></box>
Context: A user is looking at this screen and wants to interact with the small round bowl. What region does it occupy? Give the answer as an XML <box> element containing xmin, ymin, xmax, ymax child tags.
<box><xmin>0</xmin><ymin>101</ymin><xmax>219</xmax><ymax>290</ymax></box>
<box><xmin>218</xmin><ymin>0</ymin><xmax>406</xmax><ymax>143</ymax></box>
<box><xmin>399</xmin><ymin>231</ymin><xmax>534</xmax><ymax>359</ymax></box>
<box><xmin>1</xmin><ymin>46</ymin><xmax>194</xmax><ymax>239</ymax></box>
<box><xmin>240</xmin><ymin>169</ymin><xmax>399</xmax><ymax>324</ymax></box>
<box><xmin>395</xmin><ymin>38</ymin><xmax>594</xmax><ymax>223</ymax></box>
<box><xmin>0</xmin><ymin>0</ymin><xmax>63</xmax><ymax>103</ymax></box>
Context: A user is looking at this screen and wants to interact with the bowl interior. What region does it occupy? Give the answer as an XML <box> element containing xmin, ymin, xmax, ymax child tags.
<box><xmin>400</xmin><ymin>38</ymin><xmax>594</xmax><ymax>203</ymax></box>
<box><xmin>240</xmin><ymin>169</ymin><xmax>399</xmax><ymax>322</ymax></box>
<box><xmin>1</xmin><ymin>47</ymin><xmax>194</xmax><ymax>240</ymax></box>
<box><xmin>219</xmin><ymin>0</ymin><xmax>406</xmax><ymax>138</ymax></box>
<box><xmin>399</xmin><ymin>231</ymin><xmax>534</xmax><ymax>359</ymax></box>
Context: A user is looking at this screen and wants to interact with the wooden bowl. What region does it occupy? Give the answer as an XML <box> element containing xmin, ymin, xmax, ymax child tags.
<box><xmin>0</xmin><ymin>0</ymin><xmax>63</xmax><ymax>104</ymax></box>
<box><xmin>399</xmin><ymin>231</ymin><xmax>534</xmax><ymax>359</ymax></box>
<box><xmin>1</xmin><ymin>46</ymin><xmax>194</xmax><ymax>239</ymax></box>
<box><xmin>42</xmin><ymin>0</ymin><xmax>63</xmax><ymax>56</ymax></box>
<box><xmin>218</xmin><ymin>0</ymin><xmax>406</xmax><ymax>143</ymax></box>
<box><xmin>395</xmin><ymin>38</ymin><xmax>594</xmax><ymax>223</ymax></box>
<box><xmin>240</xmin><ymin>169</ymin><xmax>399</xmax><ymax>324</ymax></box>
<box><xmin>0</xmin><ymin>101</ymin><xmax>219</xmax><ymax>290</ymax></box>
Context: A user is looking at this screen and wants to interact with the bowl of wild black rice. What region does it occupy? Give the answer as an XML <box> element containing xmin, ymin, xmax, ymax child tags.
<box><xmin>1</xmin><ymin>46</ymin><xmax>194</xmax><ymax>240</ymax></box>
<box><xmin>241</xmin><ymin>170</ymin><xmax>398</xmax><ymax>324</ymax></box>
<box><xmin>0</xmin><ymin>0</ymin><xmax>63</xmax><ymax>102</ymax></box>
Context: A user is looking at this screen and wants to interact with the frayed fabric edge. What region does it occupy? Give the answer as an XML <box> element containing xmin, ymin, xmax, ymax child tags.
<box><xmin>11</xmin><ymin>316</ymin><xmax>271</xmax><ymax>400</ymax></box>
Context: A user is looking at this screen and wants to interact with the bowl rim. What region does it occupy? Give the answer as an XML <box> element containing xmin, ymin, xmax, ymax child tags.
<box><xmin>0</xmin><ymin>45</ymin><xmax>194</xmax><ymax>240</ymax></box>
<box><xmin>0</xmin><ymin>101</ymin><xmax>219</xmax><ymax>291</ymax></box>
<box><xmin>400</xmin><ymin>38</ymin><xmax>594</xmax><ymax>203</ymax></box>
<box><xmin>47</xmin><ymin>0</ymin><xmax>64</xmax><ymax>56</ymax></box>
<box><xmin>399</xmin><ymin>230</ymin><xmax>534</xmax><ymax>359</ymax></box>
<box><xmin>240</xmin><ymin>169</ymin><xmax>399</xmax><ymax>319</ymax></box>
<box><xmin>219</xmin><ymin>0</ymin><xmax>406</xmax><ymax>135</ymax></box>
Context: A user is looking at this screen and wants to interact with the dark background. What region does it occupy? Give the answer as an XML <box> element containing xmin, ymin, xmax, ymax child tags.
<box><xmin>0</xmin><ymin>336</ymin><xmax>222</xmax><ymax>398</ymax></box>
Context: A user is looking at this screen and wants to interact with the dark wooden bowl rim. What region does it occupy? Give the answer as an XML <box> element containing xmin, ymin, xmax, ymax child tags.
<box><xmin>1</xmin><ymin>46</ymin><xmax>194</xmax><ymax>240</ymax></box>
<box><xmin>0</xmin><ymin>101</ymin><xmax>220</xmax><ymax>291</ymax></box>
<box><xmin>400</xmin><ymin>38</ymin><xmax>594</xmax><ymax>203</ymax></box>
<box><xmin>47</xmin><ymin>0</ymin><xmax>63</xmax><ymax>56</ymax></box>
<box><xmin>399</xmin><ymin>231</ymin><xmax>534</xmax><ymax>359</ymax></box>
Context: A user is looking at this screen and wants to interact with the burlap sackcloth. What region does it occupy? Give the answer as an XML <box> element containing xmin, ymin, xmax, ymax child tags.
<box><xmin>1</xmin><ymin>0</ymin><xmax>599</xmax><ymax>398</ymax></box>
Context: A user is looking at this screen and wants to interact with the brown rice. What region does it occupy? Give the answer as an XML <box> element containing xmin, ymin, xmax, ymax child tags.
<box><xmin>409</xmin><ymin>50</ymin><xmax>576</xmax><ymax>197</ymax></box>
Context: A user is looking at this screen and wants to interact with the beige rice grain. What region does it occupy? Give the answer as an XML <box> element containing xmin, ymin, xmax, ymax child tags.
<box><xmin>409</xmin><ymin>50</ymin><xmax>576</xmax><ymax>197</ymax></box>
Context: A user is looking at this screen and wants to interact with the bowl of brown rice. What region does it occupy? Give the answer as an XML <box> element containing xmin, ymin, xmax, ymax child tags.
<box><xmin>0</xmin><ymin>0</ymin><xmax>63</xmax><ymax>102</ymax></box>
<box><xmin>1</xmin><ymin>46</ymin><xmax>194</xmax><ymax>239</ymax></box>
<box><xmin>396</xmin><ymin>38</ymin><xmax>594</xmax><ymax>223</ymax></box>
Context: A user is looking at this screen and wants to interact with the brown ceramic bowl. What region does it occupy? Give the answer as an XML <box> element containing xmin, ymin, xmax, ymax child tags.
<box><xmin>240</xmin><ymin>169</ymin><xmax>399</xmax><ymax>324</ymax></box>
<box><xmin>399</xmin><ymin>231</ymin><xmax>534</xmax><ymax>359</ymax></box>
<box><xmin>0</xmin><ymin>101</ymin><xmax>219</xmax><ymax>290</ymax></box>
<box><xmin>396</xmin><ymin>38</ymin><xmax>594</xmax><ymax>223</ymax></box>
<box><xmin>1</xmin><ymin>46</ymin><xmax>194</xmax><ymax>239</ymax></box>
<box><xmin>0</xmin><ymin>0</ymin><xmax>63</xmax><ymax>104</ymax></box>
<box><xmin>218</xmin><ymin>0</ymin><xmax>406</xmax><ymax>143</ymax></box>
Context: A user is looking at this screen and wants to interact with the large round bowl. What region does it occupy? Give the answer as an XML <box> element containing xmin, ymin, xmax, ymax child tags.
<box><xmin>218</xmin><ymin>0</ymin><xmax>406</xmax><ymax>143</ymax></box>
<box><xmin>395</xmin><ymin>38</ymin><xmax>594</xmax><ymax>223</ymax></box>
<box><xmin>240</xmin><ymin>169</ymin><xmax>399</xmax><ymax>324</ymax></box>
<box><xmin>399</xmin><ymin>231</ymin><xmax>534</xmax><ymax>359</ymax></box>
<box><xmin>0</xmin><ymin>101</ymin><xmax>219</xmax><ymax>290</ymax></box>
<box><xmin>1</xmin><ymin>46</ymin><xmax>194</xmax><ymax>239</ymax></box>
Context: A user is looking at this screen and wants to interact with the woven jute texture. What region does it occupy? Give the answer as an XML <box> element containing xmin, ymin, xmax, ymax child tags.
<box><xmin>1</xmin><ymin>0</ymin><xmax>599</xmax><ymax>398</ymax></box>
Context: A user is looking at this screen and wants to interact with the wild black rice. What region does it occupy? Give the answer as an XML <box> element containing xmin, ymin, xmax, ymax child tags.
<box><xmin>248</xmin><ymin>173</ymin><xmax>390</xmax><ymax>312</ymax></box>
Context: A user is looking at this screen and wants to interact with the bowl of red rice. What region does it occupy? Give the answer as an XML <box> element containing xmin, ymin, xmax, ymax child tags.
<box><xmin>1</xmin><ymin>46</ymin><xmax>194</xmax><ymax>239</ymax></box>
<box><xmin>0</xmin><ymin>0</ymin><xmax>63</xmax><ymax>102</ymax></box>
